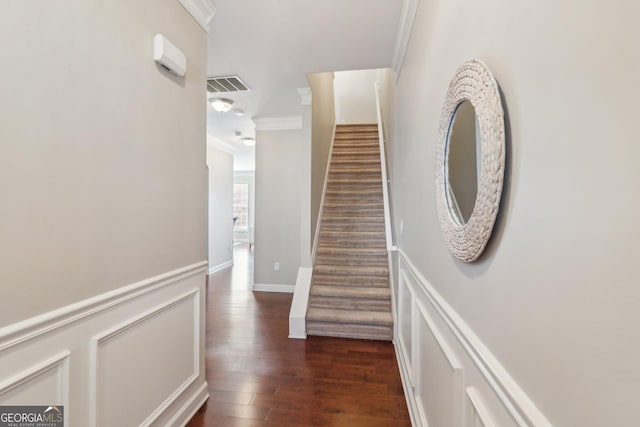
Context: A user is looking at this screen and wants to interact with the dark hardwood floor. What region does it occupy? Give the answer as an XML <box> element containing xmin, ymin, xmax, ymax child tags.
<box><xmin>187</xmin><ymin>244</ymin><xmax>411</xmax><ymax>427</ymax></box>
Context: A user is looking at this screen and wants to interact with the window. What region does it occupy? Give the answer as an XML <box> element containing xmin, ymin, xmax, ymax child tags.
<box><xmin>233</xmin><ymin>183</ymin><xmax>249</xmax><ymax>229</ymax></box>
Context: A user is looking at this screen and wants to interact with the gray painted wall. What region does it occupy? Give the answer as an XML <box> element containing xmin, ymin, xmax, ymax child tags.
<box><xmin>334</xmin><ymin>69</ymin><xmax>378</xmax><ymax>124</ymax></box>
<box><xmin>207</xmin><ymin>146</ymin><xmax>234</xmax><ymax>270</ymax></box>
<box><xmin>389</xmin><ymin>0</ymin><xmax>640</xmax><ymax>425</ymax></box>
<box><xmin>308</xmin><ymin>72</ymin><xmax>336</xmax><ymax>249</ymax></box>
<box><xmin>0</xmin><ymin>0</ymin><xmax>207</xmax><ymax>326</ymax></box>
<box><xmin>254</xmin><ymin>128</ymin><xmax>305</xmax><ymax>285</ymax></box>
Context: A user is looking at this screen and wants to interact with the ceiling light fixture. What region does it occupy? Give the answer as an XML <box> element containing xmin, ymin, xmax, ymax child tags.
<box><xmin>242</xmin><ymin>137</ymin><xmax>256</xmax><ymax>147</ymax></box>
<box><xmin>210</xmin><ymin>98</ymin><xmax>235</xmax><ymax>112</ymax></box>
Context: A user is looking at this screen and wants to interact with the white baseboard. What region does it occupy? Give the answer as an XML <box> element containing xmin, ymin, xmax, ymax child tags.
<box><xmin>170</xmin><ymin>381</ymin><xmax>209</xmax><ymax>427</ymax></box>
<box><xmin>288</xmin><ymin>267</ymin><xmax>312</xmax><ymax>339</ymax></box>
<box><xmin>0</xmin><ymin>262</ymin><xmax>208</xmax><ymax>426</ymax></box>
<box><xmin>252</xmin><ymin>283</ymin><xmax>295</xmax><ymax>293</ymax></box>
<box><xmin>392</xmin><ymin>250</ymin><xmax>552</xmax><ymax>427</ymax></box>
<box><xmin>208</xmin><ymin>260</ymin><xmax>233</xmax><ymax>275</ymax></box>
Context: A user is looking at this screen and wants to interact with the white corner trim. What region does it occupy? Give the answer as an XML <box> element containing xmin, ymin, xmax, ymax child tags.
<box><xmin>297</xmin><ymin>87</ymin><xmax>312</xmax><ymax>106</ymax></box>
<box><xmin>252</xmin><ymin>283</ymin><xmax>295</xmax><ymax>293</ymax></box>
<box><xmin>178</xmin><ymin>0</ymin><xmax>216</xmax><ymax>32</ymax></box>
<box><xmin>396</xmin><ymin>249</ymin><xmax>553</xmax><ymax>427</ymax></box>
<box><xmin>208</xmin><ymin>260</ymin><xmax>233</xmax><ymax>275</ymax></box>
<box><xmin>374</xmin><ymin>83</ymin><xmax>397</xmax><ymax>252</ymax></box>
<box><xmin>207</xmin><ymin>135</ymin><xmax>236</xmax><ymax>154</ymax></box>
<box><xmin>0</xmin><ymin>261</ymin><xmax>208</xmax><ymax>352</ymax></box>
<box><xmin>392</xmin><ymin>0</ymin><xmax>420</xmax><ymax>76</ymax></box>
<box><xmin>289</xmin><ymin>267</ymin><xmax>312</xmax><ymax>339</ymax></box>
<box><xmin>254</xmin><ymin>116</ymin><xmax>303</xmax><ymax>131</ymax></box>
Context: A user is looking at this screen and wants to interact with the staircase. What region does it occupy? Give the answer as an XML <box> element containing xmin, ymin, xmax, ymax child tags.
<box><xmin>306</xmin><ymin>124</ymin><xmax>393</xmax><ymax>341</ymax></box>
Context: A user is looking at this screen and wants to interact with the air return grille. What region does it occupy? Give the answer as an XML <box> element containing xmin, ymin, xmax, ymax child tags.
<box><xmin>207</xmin><ymin>75</ymin><xmax>250</xmax><ymax>93</ymax></box>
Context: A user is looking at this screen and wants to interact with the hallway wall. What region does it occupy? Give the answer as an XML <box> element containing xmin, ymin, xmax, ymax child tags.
<box><xmin>0</xmin><ymin>0</ymin><xmax>210</xmax><ymax>424</ymax></box>
<box><xmin>308</xmin><ymin>72</ymin><xmax>336</xmax><ymax>251</ymax></box>
<box><xmin>207</xmin><ymin>145</ymin><xmax>234</xmax><ymax>273</ymax></box>
<box><xmin>334</xmin><ymin>69</ymin><xmax>378</xmax><ymax>124</ymax></box>
<box><xmin>254</xmin><ymin>128</ymin><xmax>307</xmax><ymax>288</ymax></box>
<box><xmin>389</xmin><ymin>0</ymin><xmax>640</xmax><ymax>425</ymax></box>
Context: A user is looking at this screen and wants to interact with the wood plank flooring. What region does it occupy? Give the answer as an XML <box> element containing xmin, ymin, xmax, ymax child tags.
<box><xmin>186</xmin><ymin>244</ymin><xmax>411</xmax><ymax>427</ymax></box>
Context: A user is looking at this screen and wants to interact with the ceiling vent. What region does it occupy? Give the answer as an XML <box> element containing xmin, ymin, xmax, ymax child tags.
<box><xmin>207</xmin><ymin>75</ymin><xmax>250</xmax><ymax>93</ymax></box>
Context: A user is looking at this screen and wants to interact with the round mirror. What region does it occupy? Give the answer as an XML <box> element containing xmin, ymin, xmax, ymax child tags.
<box><xmin>446</xmin><ymin>101</ymin><xmax>481</xmax><ymax>225</ymax></box>
<box><xmin>435</xmin><ymin>59</ymin><xmax>505</xmax><ymax>262</ymax></box>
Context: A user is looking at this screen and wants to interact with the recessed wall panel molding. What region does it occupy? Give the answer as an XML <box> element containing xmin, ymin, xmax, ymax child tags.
<box><xmin>392</xmin><ymin>250</ymin><xmax>553</xmax><ymax>427</ymax></box>
<box><xmin>466</xmin><ymin>387</ymin><xmax>498</xmax><ymax>427</ymax></box>
<box><xmin>397</xmin><ymin>270</ymin><xmax>414</xmax><ymax>386</ymax></box>
<box><xmin>90</xmin><ymin>290</ymin><xmax>200</xmax><ymax>427</ymax></box>
<box><xmin>0</xmin><ymin>351</ymin><xmax>69</xmax><ymax>406</ymax></box>
<box><xmin>414</xmin><ymin>300</ymin><xmax>464</xmax><ymax>427</ymax></box>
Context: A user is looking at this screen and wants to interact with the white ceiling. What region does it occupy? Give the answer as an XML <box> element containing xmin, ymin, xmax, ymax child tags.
<box><xmin>205</xmin><ymin>0</ymin><xmax>404</xmax><ymax>151</ymax></box>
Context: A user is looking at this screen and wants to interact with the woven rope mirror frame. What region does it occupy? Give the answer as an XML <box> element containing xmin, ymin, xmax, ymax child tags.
<box><xmin>435</xmin><ymin>59</ymin><xmax>505</xmax><ymax>262</ymax></box>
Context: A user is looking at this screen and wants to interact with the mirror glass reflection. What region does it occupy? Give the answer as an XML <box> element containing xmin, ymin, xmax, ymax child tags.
<box><xmin>446</xmin><ymin>101</ymin><xmax>481</xmax><ymax>225</ymax></box>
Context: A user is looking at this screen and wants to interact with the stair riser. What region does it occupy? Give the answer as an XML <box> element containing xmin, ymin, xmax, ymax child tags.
<box><xmin>318</xmin><ymin>241</ymin><xmax>386</xmax><ymax>250</ymax></box>
<box><xmin>310</xmin><ymin>285</ymin><xmax>391</xmax><ymax>299</ymax></box>
<box><xmin>325</xmin><ymin>188</ymin><xmax>383</xmax><ymax>195</ymax></box>
<box><xmin>311</xmin><ymin>277</ymin><xmax>390</xmax><ymax>288</ymax></box>
<box><xmin>320</xmin><ymin>225</ymin><xmax>386</xmax><ymax>234</ymax></box>
<box><xmin>314</xmin><ymin>268</ymin><xmax>389</xmax><ymax>278</ymax></box>
<box><xmin>334</xmin><ymin>133</ymin><xmax>378</xmax><ymax>138</ymax></box>
<box><xmin>316</xmin><ymin>247</ymin><xmax>387</xmax><ymax>256</ymax></box>
<box><xmin>318</xmin><ymin>236</ymin><xmax>386</xmax><ymax>245</ymax></box>
<box><xmin>332</xmin><ymin>149</ymin><xmax>380</xmax><ymax>156</ymax></box>
<box><xmin>327</xmin><ymin>177</ymin><xmax>382</xmax><ymax>184</ymax></box>
<box><xmin>315</xmin><ymin>258</ymin><xmax>388</xmax><ymax>268</ymax></box>
<box><xmin>309</xmin><ymin>297</ymin><xmax>391</xmax><ymax>312</ymax></box>
<box><xmin>306</xmin><ymin>322</ymin><xmax>392</xmax><ymax>341</ymax></box>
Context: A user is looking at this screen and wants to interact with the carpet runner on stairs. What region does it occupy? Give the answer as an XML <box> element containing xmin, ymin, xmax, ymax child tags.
<box><xmin>306</xmin><ymin>123</ymin><xmax>393</xmax><ymax>341</ymax></box>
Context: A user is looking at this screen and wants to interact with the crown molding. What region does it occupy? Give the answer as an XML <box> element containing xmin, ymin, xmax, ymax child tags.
<box><xmin>297</xmin><ymin>87</ymin><xmax>312</xmax><ymax>106</ymax></box>
<box><xmin>254</xmin><ymin>116</ymin><xmax>303</xmax><ymax>131</ymax></box>
<box><xmin>392</xmin><ymin>0</ymin><xmax>419</xmax><ymax>75</ymax></box>
<box><xmin>206</xmin><ymin>135</ymin><xmax>235</xmax><ymax>154</ymax></box>
<box><xmin>178</xmin><ymin>0</ymin><xmax>216</xmax><ymax>32</ymax></box>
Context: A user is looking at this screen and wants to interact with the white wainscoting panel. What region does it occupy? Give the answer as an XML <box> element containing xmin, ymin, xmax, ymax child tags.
<box><xmin>0</xmin><ymin>351</ymin><xmax>69</xmax><ymax>407</ymax></box>
<box><xmin>91</xmin><ymin>290</ymin><xmax>199</xmax><ymax>427</ymax></box>
<box><xmin>466</xmin><ymin>387</ymin><xmax>498</xmax><ymax>427</ymax></box>
<box><xmin>0</xmin><ymin>261</ymin><xmax>208</xmax><ymax>427</ymax></box>
<box><xmin>392</xmin><ymin>250</ymin><xmax>552</xmax><ymax>427</ymax></box>
<box><xmin>414</xmin><ymin>300</ymin><xmax>464</xmax><ymax>427</ymax></box>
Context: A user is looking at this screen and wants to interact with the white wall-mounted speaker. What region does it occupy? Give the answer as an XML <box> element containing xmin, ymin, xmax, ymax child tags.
<box><xmin>153</xmin><ymin>34</ymin><xmax>186</xmax><ymax>77</ymax></box>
